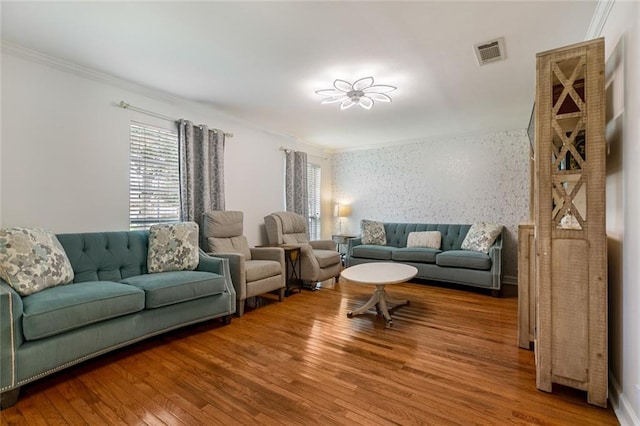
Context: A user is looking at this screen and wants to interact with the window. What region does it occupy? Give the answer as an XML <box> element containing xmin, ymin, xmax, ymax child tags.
<box><xmin>129</xmin><ymin>122</ymin><xmax>180</xmax><ymax>230</ymax></box>
<box><xmin>307</xmin><ymin>163</ymin><xmax>321</xmax><ymax>240</ymax></box>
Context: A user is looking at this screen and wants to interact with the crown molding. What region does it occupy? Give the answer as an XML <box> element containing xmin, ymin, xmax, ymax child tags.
<box><xmin>585</xmin><ymin>0</ymin><xmax>615</xmax><ymax>40</ymax></box>
<box><xmin>1</xmin><ymin>40</ymin><xmax>182</xmax><ymax>104</ymax></box>
<box><xmin>0</xmin><ymin>40</ymin><xmax>320</xmax><ymax>149</ymax></box>
<box><xmin>327</xmin><ymin>127</ymin><xmax>527</xmax><ymax>155</ymax></box>
<box><xmin>0</xmin><ymin>41</ymin><xmax>527</xmax><ymax>158</ymax></box>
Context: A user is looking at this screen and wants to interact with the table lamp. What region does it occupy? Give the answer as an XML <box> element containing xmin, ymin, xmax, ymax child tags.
<box><xmin>334</xmin><ymin>204</ymin><xmax>352</xmax><ymax>235</ymax></box>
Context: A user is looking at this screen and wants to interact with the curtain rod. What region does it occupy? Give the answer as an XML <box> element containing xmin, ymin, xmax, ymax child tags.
<box><xmin>279</xmin><ymin>146</ymin><xmax>328</xmax><ymax>160</ymax></box>
<box><xmin>119</xmin><ymin>101</ymin><xmax>234</xmax><ymax>138</ymax></box>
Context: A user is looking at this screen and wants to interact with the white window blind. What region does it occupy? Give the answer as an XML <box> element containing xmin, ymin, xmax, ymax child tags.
<box><xmin>129</xmin><ymin>122</ymin><xmax>180</xmax><ymax>230</ymax></box>
<box><xmin>307</xmin><ymin>163</ymin><xmax>321</xmax><ymax>240</ymax></box>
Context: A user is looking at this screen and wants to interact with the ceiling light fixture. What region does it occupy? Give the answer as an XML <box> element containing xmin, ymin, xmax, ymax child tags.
<box><xmin>315</xmin><ymin>76</ymin><xmax>397</xmax><ymax>110</ymax></box>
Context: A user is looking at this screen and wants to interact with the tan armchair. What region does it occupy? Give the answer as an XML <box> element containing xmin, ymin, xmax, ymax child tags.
<box><xmin>264</xmin><ymin>211</ymin><xmax>341</xmax><ymax>289</ymax></box>
<box><xmin>203</xmin><ymin>211</ymin><xmax>285</xmax><ymax>316</ymax></box>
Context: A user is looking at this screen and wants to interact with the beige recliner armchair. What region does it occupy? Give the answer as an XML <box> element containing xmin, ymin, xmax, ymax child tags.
<box><xmin>203</xmin><ymin>211</ymin><xmax>285</xmax><ymax>316</ymax></box>
<box><xmin>264</xmin><ymin>211</ymin><xmax>341</xmax><ymax>289</ymax></box>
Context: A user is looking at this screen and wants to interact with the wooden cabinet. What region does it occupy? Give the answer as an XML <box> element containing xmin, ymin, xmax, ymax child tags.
<box><xmin>517</xmin><ymin>223</ymin><xmax>535</xmax><ymax>350</ymax></box>
<box><xmin>532</xmin><ymin>38</ymin><xmax>607</xmax><ymax>407</ymax></box>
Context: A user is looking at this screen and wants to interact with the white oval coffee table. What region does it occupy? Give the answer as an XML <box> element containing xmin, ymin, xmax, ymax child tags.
<box><xmin>341</xmin><ymin>262</ymin><xmax>418</xmax><ymax>328</ymax></box>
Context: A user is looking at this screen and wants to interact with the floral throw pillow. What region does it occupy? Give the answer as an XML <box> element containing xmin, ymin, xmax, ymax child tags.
<box><xmin>361</xmin><ymin>220</ymin><xmax>386</xmax><ymax>246</ymax></box>
<box><xmin>461</xmin><ymin>223</ymin><xmax>503</xmax><ymax>253</ymax></box>
<box><xmin>0</xmin><ymin>227</ymin><xmax>74</xmax><ymax>296</ymax></box>
<box><xmin>147</xmin><ymin>222</ymin><xmax>200</xmax><ymax>273</ymax></box>
<box><xmin>407</xmin><ymin>231</ymin><xmax>442</xmax><ymax>249</ymax></box>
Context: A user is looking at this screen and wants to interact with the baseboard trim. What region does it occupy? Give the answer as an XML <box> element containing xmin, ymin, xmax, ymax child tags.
<box><xmin>502</xmin><ymin>275</ymin><xmax>517</xmax><ymax>286</ymax></box>
<box><xmin>609</xmin><ymin>372</ymin><xmax>640</xmax><ymax>425</ymax></box>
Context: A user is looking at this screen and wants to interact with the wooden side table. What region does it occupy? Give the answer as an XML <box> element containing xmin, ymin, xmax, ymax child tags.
<box><xmin>332</xmin><ymin>235</ymin><xmax>356</xmax><ymax>265</ymax></box>
<box><xmin>257</xmin><ymin>243</ymin><xmax>302</xmax><ymax>295</ymax></box>
<box><xmin>280</xmin><ymin>245</ymin><xmax>302</xmax><ymax>296</ymax></box>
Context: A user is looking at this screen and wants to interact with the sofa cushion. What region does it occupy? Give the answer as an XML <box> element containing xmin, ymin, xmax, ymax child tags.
<box><xmin>392</xmin><ymin>247</ymin><xmax>440</xmax><ymax>263</ymax></box>
<box><xmin>22</xmin><ymin>281</ymin><xmax>145</xmax><ymax>341</ymax></box>
<box><xmin>461</xmin><ymin>223</ymin><xmax>503</xmax><ymax>254</ymax></box>
<box><xmin>361</xmin><ymin>220</ymin><xmax>386</xmax><ymax>245</ymax></box>
<box><xmin>407</xmin><ymin>231</ymin><xmax>441</xmax><ymax>249</ymax></box>
<box><xmin>57</xmin><ymin>231</ymin><xmax>149</xmax><ymax>283</ymax></box>
<box><xmin>0</xmin><ymin>227</ymin><xmax>75</xmax><ymax>296</ymax></box>
<box><xmin>314</xmin><ymin>249</ymin><xmax>341</xmax><ymax>268</ymax></box>
<box><xmin>436</xmin><ymin>250</ymin><xmax>491</xmax><ymax>271</ymax></box>
<box><xmin>246</xmin><ymin>259</ymin><xmax>282</xmax><ymax>282</ymax></box>
<box><xmin>208</xmin><ymin>235</ymin><xmax>252</xmax><ymax>260</ymax></box>
<box><xmin>351</xmin><ymin>245</ymin><xmax>395</xmax><ymax>260</ymax></box>
<box><xmin>203</xmin><ymin>210</ymin><xmax>244</xmax><ymax>238</ymax></box>
<box><xmin>283</xmin><ymin>233</ymin><xmax>309</xmax><ymax>244</ymax></box>
<box><xmin>120</xmin><ymin>270</ymin><xmax>226</xmax><ymax>308</ymax></box>
<box><xmin>276</xmin><ymin>212</ymin><xmax>308</xmax><ymax>234</ymax></box>
<box><xmin>147</xmin><ymin>222</ymin><xmax>200</xmax><ymax>273</ymax></box>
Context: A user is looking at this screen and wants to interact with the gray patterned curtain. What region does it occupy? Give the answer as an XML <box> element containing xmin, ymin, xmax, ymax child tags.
<box><xmin>285</xmin><ymin>150</ymin><xmax>308</xmax><ymax>219</ymax></box>
<box><xmin>178</xmin><ymin>120</ymin><xmax>225</xmax><ymax>243</ymax></box>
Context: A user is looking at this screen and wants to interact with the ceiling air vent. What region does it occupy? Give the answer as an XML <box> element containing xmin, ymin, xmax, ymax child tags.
<box><xmin>474</xmin><ymin>37</ymin><xmax>506</xmax><ymax>66</ymax></box>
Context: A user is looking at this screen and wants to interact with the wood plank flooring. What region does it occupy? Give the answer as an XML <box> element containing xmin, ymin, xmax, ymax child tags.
<box><xmin>1</xmin><ymin>280</ymin><xmax>619</xmax><ymax>425</ymax></box>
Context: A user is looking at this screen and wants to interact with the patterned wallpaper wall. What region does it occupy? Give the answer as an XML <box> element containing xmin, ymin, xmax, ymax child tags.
<box><xmin>332</xmin><ymin>129</ymin><xmax>531</xmax><ymax>282</ymax></box>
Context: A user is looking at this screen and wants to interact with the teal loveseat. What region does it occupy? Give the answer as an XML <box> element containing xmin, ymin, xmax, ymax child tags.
<box><xmin>345</xmin><ymin>223</ymin><xmax>503</xmax><ymax>294</ymax></box>
<box><xmin>0</xmin><ymin>230</ymin><xmax>236</xmax><ymax>408</ymax></box>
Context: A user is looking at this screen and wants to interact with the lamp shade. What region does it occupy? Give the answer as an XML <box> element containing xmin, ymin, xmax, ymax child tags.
<box><xmin>334</xmin><ymin>204</ymin><xmax>352</xmax><ymax>218</ymax></box>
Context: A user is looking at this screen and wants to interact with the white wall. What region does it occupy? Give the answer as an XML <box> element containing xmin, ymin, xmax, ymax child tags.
<box><xmin>0</xmin><ymin>49</ymin><xmax>332</xmax><ymax>246</ymax></box>
<box><xmin>601</xmin><ymin>1</ymin><xmax>640</xmax><ymax>424</ymax></box>
<box><xmin>331</xmin><ymin>130</ymin><xmax>531</xmax><ymax>282</ymax></box>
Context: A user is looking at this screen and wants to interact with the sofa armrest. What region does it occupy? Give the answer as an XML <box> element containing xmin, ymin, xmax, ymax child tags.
<box><xmin>197</xmin><ymin>250</ymin><xmax>226</xmax><ymax>274</ymax></box>
<box><xmin>299</xmin><ymin>242</ymin><xmax>322</xmax><ymax>277</ymax></box>
<box><xmin>204</xmin><ymin>252</ymin><xmax>246</xmax><ymax>300</ymax></box>
<box><xmin>310</xmin><ymin>240</ymin><xmax>336</xmax><ymax>251</ymax></box>
<box><xmin>348</xmin><ymin>237</ymin><xmax>362</xmax><ymax>251</ymax></box>
<box><xmin>197</xmin><ymin>251</ymin><xmax>237</xmax><ymax>310</ymax></box>
<box><xmin>488</xmin><ymin>231</ymin><xmax>504</xmax><ymax>289</ymax></box>
<box><xmin>250</xmin><ymin>247</ymin><xmax>284</xmax><ymax>264</ymax></box>
<box><xmin>345</xmin><ymin>237</ymin><xmax>363</xmax><ymax>267</ymax></box>
<box><xmin>1</xmin><ymin>281</ymin><xmax>24</xmax><ymax>392</ymax></box>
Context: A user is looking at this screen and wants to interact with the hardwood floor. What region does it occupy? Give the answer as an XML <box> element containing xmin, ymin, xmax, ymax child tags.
<box><xmin>1</xmin><ymin>280</ymin><xmax>619</xmax><ymax>425</ymax></box>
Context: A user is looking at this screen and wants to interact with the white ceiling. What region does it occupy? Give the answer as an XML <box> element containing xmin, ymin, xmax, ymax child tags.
<box><xmin>1</xmin><ymin>1</ymin><xmax>598</xmax><ymax>151</ymax></box>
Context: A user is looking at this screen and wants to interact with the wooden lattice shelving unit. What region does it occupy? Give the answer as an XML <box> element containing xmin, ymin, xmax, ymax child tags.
<box><xmin>533</xmin><ymin>38</ymin><xmax>607</xmax><ymax>407</ymax></box>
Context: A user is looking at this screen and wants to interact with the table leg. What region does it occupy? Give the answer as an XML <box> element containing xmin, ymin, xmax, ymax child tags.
<box><xmin>347</xmin><ymin>284</ymin><xmax>409</xmax><ymax>328</ymax></box>
<box><xmin>384</xmin><ymin>292</ymin><xmax>409</xmax><ymax>306</ymax></box>
<box><xmin>376</xmin><ymin>291</ymin><xmax>393</xmax><ymax>327</ymax></box>
<box><xmin>382</xmin><ymin>290</ymin><xmax>409</xmax><ymax>328</ymax></box>
<box><xmin>347</xmin><ymin>289</ymin><xmax>381</xmax><ymax>317</ymax></box>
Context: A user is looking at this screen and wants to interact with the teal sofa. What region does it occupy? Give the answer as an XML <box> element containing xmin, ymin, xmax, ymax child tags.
<box><xmin>345</xmin><ymin>223</ymin><xmax>503</xmax><ymax>294</ymax></box>
<box><xmin>0</xmin><ymin>230</ymin><xmax>236</xmax><ymax>408</ymax></box>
